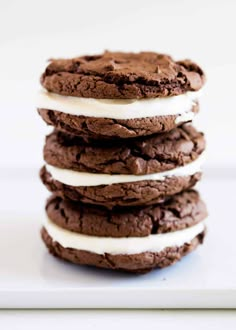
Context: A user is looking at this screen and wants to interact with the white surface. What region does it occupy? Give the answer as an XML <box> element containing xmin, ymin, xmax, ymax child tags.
<box><xmin>1</xmin><ymin>310</ymin><xmax>236</xmax><ymax>330</ymax></box>
<box><xmin>37</xmin><ymin>90</ymin><xmax>199</xmax><ymax>119</ymax></box>
<box><xmin>45</xmin><ymin>217</ymin><xmax>205</xmax><ymax>255</ymax></box>
<box><xmin>0</xmin><ymin>170</ymin><xmax>235</xmax><ymax>308</ymax></box>
<box><xmin>46</xmin><ymin>153</ymin><xmax>205</xmax><ymax>186</ymax></box>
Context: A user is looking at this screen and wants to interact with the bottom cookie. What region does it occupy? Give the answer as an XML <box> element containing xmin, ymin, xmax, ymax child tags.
<box><xmin>41</xmin><ymin>226</ymin><xmax>205</xmax><ymax>274</ymax></box>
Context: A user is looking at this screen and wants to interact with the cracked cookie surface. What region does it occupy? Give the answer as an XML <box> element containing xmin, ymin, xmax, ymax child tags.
<box><xmin>46</xmin><ymin>190</ymin><xmax>207</xmax><ymax>237</ymax></box>
<box><xmin>44</xmin><ymin>124</ymin><xmax>205</xmax><ymax>175</ymax></box>
<box><xmin>41</xmin><ymin>51</ymin><xmax>205</xmax><ymax>99</ymax></box>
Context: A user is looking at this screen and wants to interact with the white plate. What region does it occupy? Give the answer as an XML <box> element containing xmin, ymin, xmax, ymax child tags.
<box><xmin>0</xmin><ymin>170</ymin><xmax>236</xmax><ymax>308</ymax></box>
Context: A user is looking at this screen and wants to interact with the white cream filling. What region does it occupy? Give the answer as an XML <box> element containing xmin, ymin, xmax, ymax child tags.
<box><xmin>37</xmin><ymin>89</ymin><xmax>200</xmax><ymax>120</ymax></box>
<box><xmin>44</xmin><ymin>216</ymin><xmax>205</xmax><ymax>255</ymax></box>
<box><xmin>45</xmin><ymin>152</ymin><xmax>205</xmax><ymax>187</ymax></box>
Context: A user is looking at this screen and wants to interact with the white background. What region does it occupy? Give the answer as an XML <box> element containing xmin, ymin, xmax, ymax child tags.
<box><xmin>0</xmin><ymin>0</ymin><xmax>236</xmax><ymax>327</ymax></box>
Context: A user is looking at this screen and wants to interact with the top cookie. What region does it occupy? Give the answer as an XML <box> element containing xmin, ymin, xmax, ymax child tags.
<box><xmin>41</xmin><ymin>51</ymin><xmax>205</xmax><ymax>99</ymax></box>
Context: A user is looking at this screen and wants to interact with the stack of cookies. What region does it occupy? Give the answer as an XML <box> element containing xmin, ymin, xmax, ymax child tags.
<box><xmin>37</xmin><ymin>51</ymin><xmax>207</xmax><ymax>273</ymax></box>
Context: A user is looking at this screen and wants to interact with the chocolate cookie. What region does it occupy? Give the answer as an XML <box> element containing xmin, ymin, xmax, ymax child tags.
<box><xmin>38</xmin><ymin>51</ymin><xmax>207</xmax><ymax>274</ymax></box>
<box><xmin>41</xmin><ymin>51</ymin><xmax>205</xmax><ymax>99</ymax></box>
<box><xmin>38</xmin><ymin>103</ymin><xmax>199</xmax><ymax>140</ymax></box>
<box><xmin>41</xmin><ymin>227</ymin><xmax>205</xmax><ymax>273</ymax></box>
<box><xmin>38</xmin><ymin>51</ymin><xmax>205</xmax><ymax>139</ymax></box>
<box><xmin>43</xmin><ymin>125</ymin><xmax>205</xmax><ymax>175</ymax></box>
<box><xmin>46</xmin><ymin>190</ymin><xmax>207</xmax><ymax>237</ymax></box>
<box><xmin>40</xmin><ymin>166</ymin><xmax>201</xmax><ymax>208</ymax></box>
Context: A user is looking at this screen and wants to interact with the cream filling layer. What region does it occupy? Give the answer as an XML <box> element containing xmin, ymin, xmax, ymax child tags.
<box><xmin>44</xmin><ymin>216</ymin><xmax>205</xmax><ymax>255</ymax></box>
<box><xmin>45</xmin><ymin>152</ymin><xmax>205</xmax><ymax>187</ymax></box>
<box><xmin>37</xmin><ymin>89</ymin><xmax>200</xmax><ymax>120</ymax></box>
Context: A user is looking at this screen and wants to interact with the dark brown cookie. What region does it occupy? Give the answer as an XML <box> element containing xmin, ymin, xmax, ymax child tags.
<box><xmin>38</xmin><ymin>103</ymin><xmax>199</xmax><ymax>139</ymax></box>
<box><xmin>44</xmin><ymin>125</ymin><xmax>205</xmax><ymax>175</ymax></box>
<box><xmin>40</xmin><ymin>166</ymin><xmax>201</xmax><ymax>208</ymax></box>
<box><xmin>41</xmin><ymin>51</ymin><xmax>205</xmax><ymax>99</ymax></box>
<box><xmin>46</xmin><ymin>190</ymin><xmax>207</xmax><ymax>237</ymax></box>
<box><xmin>41</xmin><ymin>227</ymin><xmax>205</xmax><ymax>273</ymax></box>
